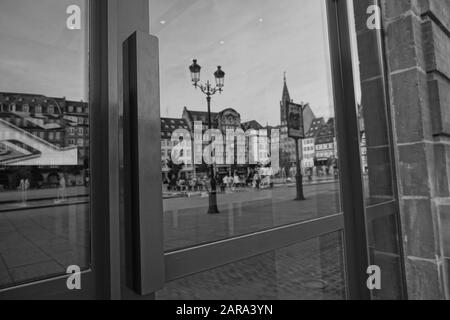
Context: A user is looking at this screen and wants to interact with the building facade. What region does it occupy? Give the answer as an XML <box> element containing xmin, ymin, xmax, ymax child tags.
<box><xmin>314</xmin><ymin>118</ymin><xmax>337</xmax><ymax>167</ymax></box>
<box><xmin>0</xmin><ymin>92</ymin><xmax>88</xmax><ymax>188</ymax></box>
<box><xmin>279</xmin><ymin>76</ymin><xmax>316</xmax><ymax>172</ymax></box>
<box><xmin>302</xmin><ymin>118</ymin><xmax>325</xmax><ymax>169</ymax></box>
<box><xmin>1</xmin><ymin>0</ymin><xmax>450</xmax><ymax>301</ymax></box>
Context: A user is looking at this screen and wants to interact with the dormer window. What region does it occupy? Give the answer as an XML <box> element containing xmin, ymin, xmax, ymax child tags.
<box><xmin>47</xmin><ymin>105</ymin><xmax>54</xmax><ymax>114</ymax></box>
<box><xmin>35</xmin><ymin>105</ymin><xmax>42</xmax><ymax>114</ymax></box>
<box><xmin>9</xmin><ymin>104</ymin><xmax>16</xmax><ymax>112</ymax></box>
<box><xmin>22</xmin><ymin>104</ymin><xmax>30</xmax><ymax>113</ymax></box>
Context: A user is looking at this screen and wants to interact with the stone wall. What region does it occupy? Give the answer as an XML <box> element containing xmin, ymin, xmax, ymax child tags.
<box><xmin>381</xmin><ymin>0</ymin><xmax>450</xmax><ymax>299</ymax></box>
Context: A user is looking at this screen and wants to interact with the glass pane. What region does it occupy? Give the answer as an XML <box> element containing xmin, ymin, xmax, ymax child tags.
<box><xmin>347</xmin><ymin>0</ymin><xmax>394</xmax><ymax>206</ymax></box>
<box><xmin>0</xmin><ymin>0</ymin><xmax>90</xmax><ymax>289</ymax></box>
<box><xmin>348</xmin><ymin>0</ymin><xmax>404</xmax><ymax>299</ymax></box>
<box><xmin>150</xmin><ymin>0</ymin><xmax>341</xmax><ymax>252</ymax></box>
<box><xmin>157</xmin><ymin>232</ymin><xmax>346</xmax><ymax>300</ymax></box>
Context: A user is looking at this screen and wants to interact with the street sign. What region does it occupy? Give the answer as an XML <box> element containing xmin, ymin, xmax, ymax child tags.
<box><xmin>286</xmin><ymin>101</ymin><xmax>305</xmax><ymax>139</ymax></box>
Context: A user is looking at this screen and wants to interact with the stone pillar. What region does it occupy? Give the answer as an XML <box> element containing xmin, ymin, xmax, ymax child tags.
<box><xmin>381</xmin><ymin>0</ymin><xmax>450</xmax><ymax>299</ymax></box>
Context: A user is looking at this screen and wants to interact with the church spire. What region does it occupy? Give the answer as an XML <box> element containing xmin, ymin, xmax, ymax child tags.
<box><xmin>282</xmin><ymin>71</ymin><xmax>291</xmax><ymax>103</ymax></box>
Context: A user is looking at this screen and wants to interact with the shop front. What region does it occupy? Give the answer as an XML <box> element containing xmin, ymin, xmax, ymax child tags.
<box><xmin>0</xmin><ymin>0</ymin><xmax>409</xmax><ymax>300</ymax></box>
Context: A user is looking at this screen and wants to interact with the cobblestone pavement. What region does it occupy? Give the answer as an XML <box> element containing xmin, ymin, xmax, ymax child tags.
<box><xmin>158</xmin><ymin>182</ymin><xmax>345</xmax><ymax>300</ymax></box>
<box><xmin>158</xmin><ymin>232</ymin><xmax>346</xmax><ymax>300</ymax></box>
<box><xmin>164</xmin><ymin>182</ymin><xmax>340</xmax><ymax>251</ymax></box>
<box><xmin>0</xmin><ymin>182</ymin><xmax>344</xmax><ymax>298</ymax></box>
<box><xmin>0</xmin><ymin>204</ymin><xmax>89</xmax><ymax>289</ymax></box>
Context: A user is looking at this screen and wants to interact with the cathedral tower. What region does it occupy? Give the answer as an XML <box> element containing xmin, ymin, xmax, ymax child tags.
<box><xmin>280</xmin><ymin>72</ymin><xmax>292</xmax><ymax>125</ymax></box>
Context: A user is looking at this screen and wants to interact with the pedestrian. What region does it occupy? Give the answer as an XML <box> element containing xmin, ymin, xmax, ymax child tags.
<box><xmin>190</xmin><ymin>177</ymin><xmax>197</xmax><ymax>192</ymax></box>
<box><xmin>24</xmin><ymin>179</ymin><xmax>30</xmax><ymax>203</ymax></box>
<box><xmin>253</xmin><ymin>172</ymin><xmax>260</xmax><ymax>189</ymax></box>
<box><xmin>19</xmin><ymin>179</ymin><xmax>26</xmax><ymax>204</ymax></box>
<box><xmin>221</xmin><ymin>175</ymin><xmax>227</xmax><ymax>192</ymax></box>
<box><xmin>233</xmin><ymin>173</ymin><xmax>240</xmax><ymax>191</ymax></box>
<box><xmin>59</xmin><ymin>175</ymin><xmax>66</xmax><ymax>201</ymax></box>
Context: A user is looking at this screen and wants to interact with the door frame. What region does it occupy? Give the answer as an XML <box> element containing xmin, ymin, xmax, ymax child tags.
<box><xmin>0</xmin><ymin>0</ymin><xmax>114</xmax><ymax>300</ymax></box>
<box><xmin>126</xmin><ymin>0</ymin><xmax>380</xmax><ymax>300</ymax></box>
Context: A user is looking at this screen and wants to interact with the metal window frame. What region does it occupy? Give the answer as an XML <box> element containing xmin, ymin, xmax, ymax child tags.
<box><xmin>122</xmin><ymin>0</ymin><xmax>377</xmax><ymax>300</ymax></box>
<box><xmin>0</xmin><ymin>0</ymin><xmax>113</xmax><ymax>300</ymax></box>
<box><xmin>164</xmin><ymin>214</ymin><xmax>344</xmax><ymax>282</ymax></box>
<box><xmin>327</xmin><ymin>0</ymin><xmax>372</xmax><ymax>300</ymax></box>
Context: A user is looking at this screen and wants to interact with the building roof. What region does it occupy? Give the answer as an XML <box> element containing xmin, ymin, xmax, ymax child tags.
<box><xmin>0</xmin><ymin>92</ymin><xmax>65</xmax><ymax>114</ymax></box>
<box><xmin>305</xmin><ymin>117</ymin><xmax>325</xmax><ymax>138</ymax></box>
<box><xmin>241</xmin><ymin>120</ymin><xmax>263</xmax><ymax>131</ymax></box>
<box><xmin>0</xmin><ymin>92</ymin><xmax>88</xmax><ymax>115</ymax></box>
<box><xmin>183</xmin><ymin>108</ymin><xmax>219</xmax><ymax>126</ymax></box>
<box><xmin>160</xmin><ymin>118</ymin><xmax>190</xmax><ymax>138</ymax></box>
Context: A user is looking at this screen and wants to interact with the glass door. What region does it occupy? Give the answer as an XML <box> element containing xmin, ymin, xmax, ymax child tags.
<box><xmin>0</xmin><ymin>0</ymin><xmax>109</xmax><ymax>299</ymax></box>
<box><xmin>122</xmin><ymin>0</ymin><xmax>406</xmax><ymax>300</ymax></box>
<box><xmin>145</xmin><ymin>0</ymin><xmax>350</xmax><ymax>300</ymax></box>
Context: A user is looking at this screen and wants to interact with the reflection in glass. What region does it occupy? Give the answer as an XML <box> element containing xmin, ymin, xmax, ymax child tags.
<box><xmin>348</xmin><ymin>0</ymin><xmax>394</xmax><ymax>206</ymax></box>
<box><xmin>151</xmin><ymin>0</ymin><xmax>342</xmax><ymax>252</ymax></box>
<box><xmin>0</xmin><ymin>0</ymin><xmax>90</xmax><ymax>289</ymax></box>
<box><xmin>157</xmin><ymin>232</ymin><xmax>346</xmax><ymax>300</ymax></box>
<box><xmin>348</xmin><ymin>0</ymin><xmax>404</xmax><ymax>299</ymax></box>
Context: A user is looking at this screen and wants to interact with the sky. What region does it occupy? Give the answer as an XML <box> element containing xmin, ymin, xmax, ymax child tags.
<box><xmin>0</xmin><ymin>0</ymin><xmax>88</xmax><ymax>101</ymax></box>
<box><xmin>150</xmin><ymin>0</ymin><xmax>335</xmax><ymax>126</ymax></box>
<box><xmin>0</xmin><ymin>0</ymin><xmax>342</xmax><ymax>122</ymax></box>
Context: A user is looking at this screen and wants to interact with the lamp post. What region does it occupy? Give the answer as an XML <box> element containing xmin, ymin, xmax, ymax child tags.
<box><xmin>189</xmin><ymin>59</ymin><xmax>225</xmax><ymax>214</ymax></box>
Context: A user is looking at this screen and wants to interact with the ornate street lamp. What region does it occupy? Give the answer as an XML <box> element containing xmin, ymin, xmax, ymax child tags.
<box><xmin>188</xmin><ymin>59</ymin><xmax>225</xmax><ymax>214</ymax></box>
<box><xmin>189</xmin><ymin>59</ymin><xmax>201</xmax><ymax>84</ymax></box>
<box><xmin>214</xmin><ymin>66</ymin><xmax>225</xmax><ymax>88</ymax></box>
